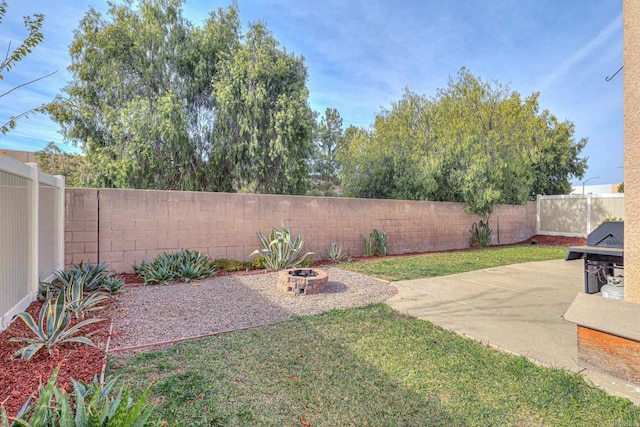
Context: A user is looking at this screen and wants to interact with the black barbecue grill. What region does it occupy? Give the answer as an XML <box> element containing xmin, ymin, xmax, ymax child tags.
<box><xmin>566</xmin><ymin>221</ymin><xmax>624</xmax><ymax>294</ymax></box>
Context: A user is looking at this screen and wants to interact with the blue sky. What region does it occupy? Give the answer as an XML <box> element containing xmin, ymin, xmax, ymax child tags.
<box><xmin>0</xmin><ymin>1</ymin><xmax>623</xmax><ymax>186</ymax></box>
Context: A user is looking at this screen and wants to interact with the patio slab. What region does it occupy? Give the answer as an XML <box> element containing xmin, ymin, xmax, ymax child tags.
<box><xmin>386</xmin><ymin>259</ymin><xmax>640</xmax><ymax>404</ymax></box>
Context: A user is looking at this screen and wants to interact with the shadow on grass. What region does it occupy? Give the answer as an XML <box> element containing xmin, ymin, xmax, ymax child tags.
<box><xmin>108</xmin><ymin>304</ymin><xmax>640</xmax><ymax>426</ymax></box>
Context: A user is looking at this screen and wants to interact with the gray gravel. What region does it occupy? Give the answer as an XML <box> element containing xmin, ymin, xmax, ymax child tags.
<box><xmin>109</xmin><ymin>267</ymin><xmax>397</xmax><ymax>351</ymax></box>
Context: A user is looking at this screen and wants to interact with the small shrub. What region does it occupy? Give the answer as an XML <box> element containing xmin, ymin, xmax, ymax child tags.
<box><xmin>469</xmin><ymin>219</ymin><xmax>492</xmax><ymax>247</ymax></box>
<box><xmin>251</xmin><ymin>256</ymin><xmax>266</xmax><ymax>270</ymax></box>
<box><xmin>212</xmin><ymin>258</ymin><xmax>233</xmax><ymax>271</ymax></box>
<box><xmin>133</xmin><ymin>249</ymin><xmax>215</xmax><ymax>285</ymax></box>
<box><xmin>299</xmin><ymin>258</ymin><xmax>315</xmax><ymax>268</ymax></box>
<box><xmin>250</xmin><ymin>220</ymin><xmax>314</xmax><ymax>270</ymax></box>
<box><xmin>361</xmin><ymin>229</ymin><xmax>388</xmax><ymax>256</ymax></box>
<box><xmin>212</xmin><ymin>258</ymin><xmax>254</xmax><ymax>272</ymax></box>
<box><xmin>10</xmin><ymin>291</ymin><xmax>104</xmax><ymax>361</ymax></box>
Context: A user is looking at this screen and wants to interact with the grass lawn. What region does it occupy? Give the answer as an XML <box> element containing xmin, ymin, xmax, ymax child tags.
<box><xmin>339</xmin><ymin>245</ymin><xmax>568</xmax><ymax>281</ymax></box>
<box><xmin>110</xmin><ymin>304</ymin><xmax>639</xmax><ymax>426</ymax></box>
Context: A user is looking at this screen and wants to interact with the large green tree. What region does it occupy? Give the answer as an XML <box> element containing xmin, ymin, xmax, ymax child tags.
<box><xmin>338</xmin><ymin>68</ymin><xmax>588</xmax><ymax>217</ymax></box>
<box><xmin>49</xmin><ymin>0</ymin><xmax>313</xmax><ymax>194</ymax></box>
<box><xmin>212</xmin><ymin>22</ymin><xmax>313</xmax><ymax>194</ymax></box>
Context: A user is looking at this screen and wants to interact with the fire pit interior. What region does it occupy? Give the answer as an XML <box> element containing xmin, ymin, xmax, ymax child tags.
<box><xmin>277</xmin><ymin>268</ymin><xmax>328</xmax><ymax>296</ymax></box>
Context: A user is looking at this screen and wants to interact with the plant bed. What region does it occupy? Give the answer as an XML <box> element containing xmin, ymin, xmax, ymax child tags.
<box><xmin>0</xmin><ymin>300</ymin><xmax>113</xmax><ymax>418</ymax></box>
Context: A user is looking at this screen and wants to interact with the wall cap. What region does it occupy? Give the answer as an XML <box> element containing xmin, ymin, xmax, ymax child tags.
<box><xmin>564</xmin><ymin>292</ymin><xmax>640</xmax><ymax>342</ymax></box>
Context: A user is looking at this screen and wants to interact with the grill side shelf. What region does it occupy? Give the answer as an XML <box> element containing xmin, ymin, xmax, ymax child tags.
<box><xmin>566</xmin><ymin>246</ymin><xmax>624</xmax><ymax>261</ymax></box>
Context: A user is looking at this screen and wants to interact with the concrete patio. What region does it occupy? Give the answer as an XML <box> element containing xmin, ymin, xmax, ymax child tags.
<box><xmin>386</xmin><ymin>259</ymin><xmax>640</xmax><ymax>404</ymax></box>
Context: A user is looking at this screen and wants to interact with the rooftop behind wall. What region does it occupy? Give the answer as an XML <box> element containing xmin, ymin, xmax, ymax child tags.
<box><xmin>65</xmin><ymin>188</ymin><xmax>537</xmax><ymax>273</ymax></box>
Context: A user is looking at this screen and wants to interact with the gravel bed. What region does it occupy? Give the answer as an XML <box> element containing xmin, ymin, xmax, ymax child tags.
<box><xmin>109</xmin><ymin>267</ymin><xmax>397</xmax><ymax>351</ymax></box>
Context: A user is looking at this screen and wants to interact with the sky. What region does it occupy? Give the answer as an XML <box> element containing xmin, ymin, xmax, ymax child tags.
<box><xmin>0</xmin><ymin>1</ymin><xmax>624</xmax><ymax>186</ymax></box>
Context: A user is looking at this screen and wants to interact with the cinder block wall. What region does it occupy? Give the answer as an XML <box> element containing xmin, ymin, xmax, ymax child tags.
<box><xmin>65</xmin><ymin>188</ymin><xmax>536</xmax><ymax>272</ymax></box>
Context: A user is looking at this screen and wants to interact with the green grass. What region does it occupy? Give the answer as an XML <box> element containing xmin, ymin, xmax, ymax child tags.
<box><xmin>338</xmin><ymin>245</ymin><xmax>568</xmax><ymax>281</ymax></box>
<box><xmin>110</xmin><ymin>304</ymin><xmax>639</xmax><ymax>426</ymax></box>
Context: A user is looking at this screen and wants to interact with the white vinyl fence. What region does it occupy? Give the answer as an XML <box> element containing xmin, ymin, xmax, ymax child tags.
<box><xmin>536</xmin><ymin>193</ymin><xmax>624</xmax><ymax>237</ymax></box>
<box><xmin>0</xmin><ymin>155</ymin><xmax>64</xmax><ymax>331</ymax></box>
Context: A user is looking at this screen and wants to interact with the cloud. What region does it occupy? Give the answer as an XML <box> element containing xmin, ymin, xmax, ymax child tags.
<box><xmin>538</xmin><ymin>12</ymin><xmax>622</xmax><ymax>92</ymax></box>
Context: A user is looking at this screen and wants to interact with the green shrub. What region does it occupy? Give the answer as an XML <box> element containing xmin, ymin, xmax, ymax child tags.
<box><xmin>298</xmin><ymin>258</ymin><xmax>315</xmax><ymax>268</ymax></box>
<box><xmin>0</xmin><ymin>367</ymin><xmax>158</xmax><ymax>426</ymax></box>
<box><xmin>469</xmin><ymin>219</ymin><xmax>492</xmax><ymax>247</ymax></box>
<box><xmin>212</xmin><ymin>258</ymin><xmax>253</xmax><ymax>272</ymax></box>
<box><xmin>133</xmin><ymin>249</ymin><xmax>215</xmax><ymax>285</ymax></box>
<box><xmin>251</xmin><ymin>256</ymin><xmax>266</xmax><ymax>270</ymax></box>
<box><xmin>250</xmin><ymin>220</ymin><xmax>314</xmax><ymax>270</ymax></box>
<box><xmin>361</xmin><ymin>229</ymin><xmax>388</xmax><ymax>256</ymax></box>
<box><xmin>10</xmin><ymin>291</ymin><xmax>104</xmax><ymax>361</ymax></box>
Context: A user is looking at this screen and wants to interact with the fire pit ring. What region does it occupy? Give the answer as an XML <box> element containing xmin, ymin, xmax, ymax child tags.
<box><xmin>277</xmin><ymin>268</ymin><xmax>328</xmax><ymax>296</ymax></box>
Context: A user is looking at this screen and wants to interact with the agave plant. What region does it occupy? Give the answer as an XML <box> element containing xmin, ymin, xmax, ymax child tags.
<box><xmin>133</xmin><ymin>249</ymin><xmax>216</xmax><ymax>285</ymax></box>
<box><xmin>326</xmin><ymin>242</ymin><xmax>348</xmax><ymax>262</ymax></box>
<box><xmin>1</xmin><ymin>367</ymin><xmax>62</xmax><ymax>426</ymax></box>
<box><xmin>1</xmin><ymin>367</ymin><xmax>158</xmax><ymax>426</ymax></box>
<box><xmin>56</xmin><ymin>260</ymin><xmax>109</xmax><ymax>292</ymax></box>
<box><xmin>40</xmin><ymin>260</ymin><xmax>124</xmax><ymax>300</ymax></box>
<box><xmin>67</xmin><ymin>376</ymin><xmax>156</xmax><ymax>426</ymax></box>
<box><xmin>250</xmin><ymin>221</ymin><xmax>314</xmax><ymax>270</ymax></box>
<box><xmin>63</xmin><ymin>273</ymin><xmax>111</xmax><ymax>320</ymax></box>
<box><xmin>102</xmin><ymin>274</ymin><xmax>125</xmax><ymax>295</ymax></box>
<box><xmin>10</xmin><ymin>291</ymin><xmax>104</xmax><ymax>361</ymax></box>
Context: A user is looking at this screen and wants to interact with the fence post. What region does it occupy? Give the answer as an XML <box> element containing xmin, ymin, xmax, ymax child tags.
<box><xmin>586</xmin><ymin>193</ymin><xmax>592</xmax><ymax>236</ymax></box>
<box><xmin>26</xmin><ymin>163</ymin><xmax>39</xmax><ymax>296</ymax></box>
<box><xmin>56</xmin><ymin>175</ymin><xmax>65</xmax><ymax>272</ymax></box>
<box><xmin>536</xmin><ymin>194</ymin><xmax>541</xmax><ymax>235</ymax></box>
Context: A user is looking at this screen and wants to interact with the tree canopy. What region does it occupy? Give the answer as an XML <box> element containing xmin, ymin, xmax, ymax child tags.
<box><xmin>338</xmin><ymin>68</ymin><xmax>588</xmax><ymax>216</ymax></box>
<box><xmin>49</xmin><ymin>0</ymin><xmax>313</xmax><ymax>194</ymax></box>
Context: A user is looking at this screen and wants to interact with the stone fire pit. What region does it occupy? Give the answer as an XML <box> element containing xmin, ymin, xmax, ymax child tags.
<box><xmin>277</xmin><ymin>268</ymin><xmax>328</xmax><ymax>296</ymax></box>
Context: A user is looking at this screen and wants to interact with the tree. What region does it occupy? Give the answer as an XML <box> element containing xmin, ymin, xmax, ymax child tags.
<box><xmin>308</xmin><ymin>107</ymin><xmax>343</xmax><ymax>196</ymax></box>
<box><xmin>338</xmin><ymin>68</ymin><xmax>588</xmax><ymax>218</ymax></box>
<box><xmin>49</xmin><ymin>0</ymin><xmax>313</xmax><ymax>194</ymax></box>
<box><xmin>36</xmin><ymin>142</ymin><xmax>90</xmax><ymax>187</ymax></box>
<box><xmin>0</xmin><ymin>0</ymin><xmax>55</xmax><ymax>134</ymax></box>
<box><xmin>212</xmin><ymin>22</ymin><xmax>314</xmax><ymax>195</ymax></box>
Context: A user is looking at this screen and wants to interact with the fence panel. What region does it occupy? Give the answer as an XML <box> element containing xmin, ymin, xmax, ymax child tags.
<box><xmin>0</xmin><ymin>155</ymin><xmax>64</xmax><ymax>331</ymax></box>
<box><xmin>0</xmin><ymin>166</ymin><xmax>31</xmax><ymax>331</ymax></box>
<box><xmin>39</xmin><ymin>177</ymin><xmax>64</xmax><ymax>281</ymax></box>
<box><xmin>537</xmin><ymin>194</ymin><xmax>624</xmax><ymax>237</ymax></box>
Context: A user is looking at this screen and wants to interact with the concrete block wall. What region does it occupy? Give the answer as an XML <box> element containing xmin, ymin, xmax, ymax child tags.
<box><xmin>65</xmin><ymin>189</ymin><xmax>99</xmax><ymax>265</ymax></box>
<box><xmin>65</xmin><ymin>188</ymin><xmax>536</xmax><ymax>272</ymax></box>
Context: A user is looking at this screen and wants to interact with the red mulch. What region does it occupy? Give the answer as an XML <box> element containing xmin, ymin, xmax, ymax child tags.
<box><xmin>0</xmin><ymin>302</ymin><xmax>112</xmax><ymax>418</ymax></box>
<box><xmin>0</xmin><ymin>234</ymin><xmax>583</xmax><ymax>418</ymax></box>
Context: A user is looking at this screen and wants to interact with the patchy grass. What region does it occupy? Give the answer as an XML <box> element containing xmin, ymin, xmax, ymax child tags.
<box><xmin>109</xmin><ymin>304</ymin><xmax>638</xmax><ymax>426</ymax></box>
<box><xmin>339</xmin><ymin>245</ymin><xmax>568</xmax><ymax>281</ymax></box>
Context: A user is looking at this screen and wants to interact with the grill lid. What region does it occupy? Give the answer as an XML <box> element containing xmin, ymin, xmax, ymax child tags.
<box><xmin>587</xmin><ymin>221</ymin><xmax>624</xmax><ymax>248</ymax></box>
